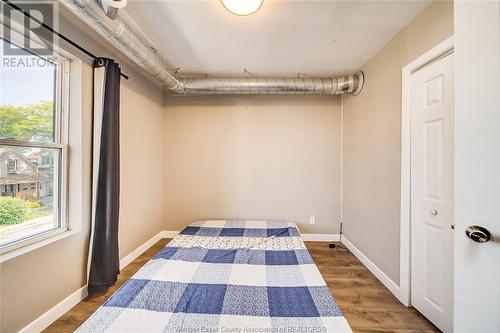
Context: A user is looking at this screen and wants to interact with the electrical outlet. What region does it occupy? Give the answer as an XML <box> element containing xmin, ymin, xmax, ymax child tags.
<box><xmin>309</xmin><ymin>216</ymin><xmax>315</xmax><ymax>225</ymax></box>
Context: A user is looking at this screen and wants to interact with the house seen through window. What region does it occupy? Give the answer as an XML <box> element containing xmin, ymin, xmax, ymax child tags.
<box><xmin>0</xmin><ymin>37</ymin><xmax>69</xmax><ymax>249</ymax></box>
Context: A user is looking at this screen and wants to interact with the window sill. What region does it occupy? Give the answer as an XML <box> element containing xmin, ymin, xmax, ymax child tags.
<box><xmin>0</xmin><ymin>229</ymin><xmax>81</xmax><ymax>263</ymax></box>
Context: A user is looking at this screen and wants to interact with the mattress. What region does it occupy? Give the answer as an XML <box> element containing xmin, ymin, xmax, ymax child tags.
<box><xmin>77</xmin><ymin>220</ymin><xmax>352</xmax><ymax>333</ymax></box>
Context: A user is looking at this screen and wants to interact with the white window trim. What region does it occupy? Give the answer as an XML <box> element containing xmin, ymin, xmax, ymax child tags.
<box><xmin>0</xmin><ymin>22</ymin><xmax>86</xmax><ymax>263</ymax></box>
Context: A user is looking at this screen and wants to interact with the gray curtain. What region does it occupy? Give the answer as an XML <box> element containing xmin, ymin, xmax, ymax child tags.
<box><xmin>88</xmin><ymin>58</ymin><xmax>121</xmax><ymax>295</ymax></box>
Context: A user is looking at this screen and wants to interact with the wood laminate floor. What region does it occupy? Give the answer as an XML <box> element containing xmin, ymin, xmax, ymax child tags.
<box><xmin>45</xmin><ymin>239</ymin><xmax>439</xmax><ymax>333</ymax></box>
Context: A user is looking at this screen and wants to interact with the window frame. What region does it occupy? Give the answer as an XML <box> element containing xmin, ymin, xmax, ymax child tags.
<box><xmin>0</xmin><ymin>35</ymin><xmax>71</xmax><ymax>254</ymax></box>
<box><xmin>0</xmin><ymin>7</ymin><xmax>89</xmax><ymax>264</ymax></box>
<box><xmin>6</xmin><ymin>159</ymin><xmax>17</xmax><ymax>174</ymax></box>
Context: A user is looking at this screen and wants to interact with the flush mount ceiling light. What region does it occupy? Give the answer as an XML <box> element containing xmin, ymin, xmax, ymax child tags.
<box><xmin>221</xmin><ymin>0</ymin><xmax>263</xmax><ymax>16</ymax></box>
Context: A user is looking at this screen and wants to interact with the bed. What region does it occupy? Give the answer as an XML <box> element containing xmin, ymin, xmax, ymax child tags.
<box><xmin>77</xmin><ymin>220</ymin><xmax>352</xmax><ymax>332</ymax></box>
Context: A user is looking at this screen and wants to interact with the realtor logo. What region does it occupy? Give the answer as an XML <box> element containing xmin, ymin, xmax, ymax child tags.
<box><xmin>1</xmin><ymin>1</ymin><xmax>58</xmax><ymax>56</ymax></box>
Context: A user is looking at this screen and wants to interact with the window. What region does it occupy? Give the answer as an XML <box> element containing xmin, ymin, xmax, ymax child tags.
<box><xmin>6</xmin><ymin>159</ymin><xmax>16</xmax><ymax>174</ymax></box>
<box><xmin>0</xmin><ymin>37</ymin><xmax>70</xmax><ymax>250</ymax></box>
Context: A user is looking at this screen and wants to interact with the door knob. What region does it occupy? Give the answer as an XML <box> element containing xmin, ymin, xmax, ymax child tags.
<box><xmin>465</xmin><ymin>225</ymin><xmax>491</xmax><ymax>243</ymax></box>
<box><xmin>430</xmin><ymin>209</ymin><xmax>438</xmax><ymax>216</ymax></box>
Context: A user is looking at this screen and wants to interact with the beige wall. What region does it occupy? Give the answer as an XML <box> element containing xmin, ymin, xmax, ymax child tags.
<box><xmin>0</xmin><ymin>9</ymin><xmax>165</xmax><ymax>333</ymax></box>
<box><xmin>163</xmin><ymin>96</ymin><xmax>341</xmax><ymax>234</ymax></box>
<box><xmin>119</xmin><ymin>71</ymin><xmax>165</xmax><ymax>259</ymax></box>
<box><xmin>342</xmin><ymin>0</ymin><xmax>454</xmax><ymax>284</ymax></box>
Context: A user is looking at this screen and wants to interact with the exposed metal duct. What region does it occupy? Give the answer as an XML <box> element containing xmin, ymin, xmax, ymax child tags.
<box><xmin>178</xmin><ymin>74</ymin><xmax>364</xmax><ymax>95</ymax></box>
<box><xmin>61</xmin><ymin>0</ymin><xmax>365</xmax><ymax>96</ymax></box>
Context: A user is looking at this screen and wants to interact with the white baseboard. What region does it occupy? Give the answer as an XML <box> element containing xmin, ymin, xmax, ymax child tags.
<box><xmin>301</xmin><ymin>233</ymin><xmax>340</xmax><ymax>242</ymax></box>
<box><xmin>163</xmin><ymin>230</ymin><xmax>180</xmax><ymax>238</ymax></box>
<box><xmin>119</xmin><ymin>231</ymin><xmax>167</xmax><ymax>269</ymax></box>
<box><xmin>18</xmin><ymin>285</ymin><xmax>88</xmax><ymax>333</ymax></box>
<box><xmin>19</xmin><ymin>231</ymin><xmax>167</xmax><ymax>333</ymax></box>
<box><xmin>341</xmin><ymin>236</ymin><xmax>401</xmax><ymax>301</ymax></box>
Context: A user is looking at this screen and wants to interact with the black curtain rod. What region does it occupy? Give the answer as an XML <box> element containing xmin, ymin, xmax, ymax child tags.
<box><xmin>1</xmin><ymin>0</ymin><xmax>129</xmax><ymax>80</ymax></box>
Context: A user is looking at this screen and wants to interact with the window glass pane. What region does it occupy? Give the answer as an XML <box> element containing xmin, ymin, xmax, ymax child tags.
<box><xmin>0</xmin><ymin>38</ymin><xmax>56</xmax><ymax>143</ymax></box>
<box><xmin>0</xmin><ymin>146</ymin><xmax>61</xmax><ymax>246</ymax></box>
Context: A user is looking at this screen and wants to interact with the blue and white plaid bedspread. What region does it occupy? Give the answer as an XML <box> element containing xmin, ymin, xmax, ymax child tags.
<box><xmin>77</xmin><ymin>220</ymin><xmax>352</xmax><ymax>333</ymax></box>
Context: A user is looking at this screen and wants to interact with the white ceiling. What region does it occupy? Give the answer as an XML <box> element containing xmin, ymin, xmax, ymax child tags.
<box><xmin>125</xmin><ymin>0</ymin><xmax>431</xmax><ymax>77</ymax></box>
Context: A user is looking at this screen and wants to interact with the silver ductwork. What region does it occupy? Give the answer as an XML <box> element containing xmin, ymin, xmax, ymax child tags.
<box><xmin>61</xmin><ymin>0</ymin><xmax>365</xmax><ymax>96</ymax></box>
<box><xmin>179</xmin><ymin>74</ymin><xmax>364</xmax><ymax>95</ymax></box>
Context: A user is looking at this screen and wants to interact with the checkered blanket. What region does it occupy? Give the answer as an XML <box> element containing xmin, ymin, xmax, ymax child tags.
<box><xmin>77</xmin><ymin>220</ymin><xmax>352</xmax><ymax>333</ymax></box>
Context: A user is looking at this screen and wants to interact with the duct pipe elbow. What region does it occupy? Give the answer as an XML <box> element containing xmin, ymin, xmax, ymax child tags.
<box><xmin>97</xmin><ymin>0</ymin><xmax>127</xmax><ymax>19</ymax></box>
<box><xmin>352</xmin><ymin>71</ymin><xmax>365</xmax><ymax>96</ymax></box>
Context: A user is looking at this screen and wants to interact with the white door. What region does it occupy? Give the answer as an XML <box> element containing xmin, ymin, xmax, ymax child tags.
<box><xmin>454</xmin><ymin>2</ymin><xmax>500</xmax><ymax>332</ymax></box>
<box><xmin>410</xmin><ymin>52</ymin><xmax>454</xmax><ymax>333</ymax></box>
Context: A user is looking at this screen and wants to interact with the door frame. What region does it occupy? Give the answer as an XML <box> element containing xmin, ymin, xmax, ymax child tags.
<box><xmin>399</xmin><ymin>36</ymin><xmax>454</xmax><ymax>307</ymax></box>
